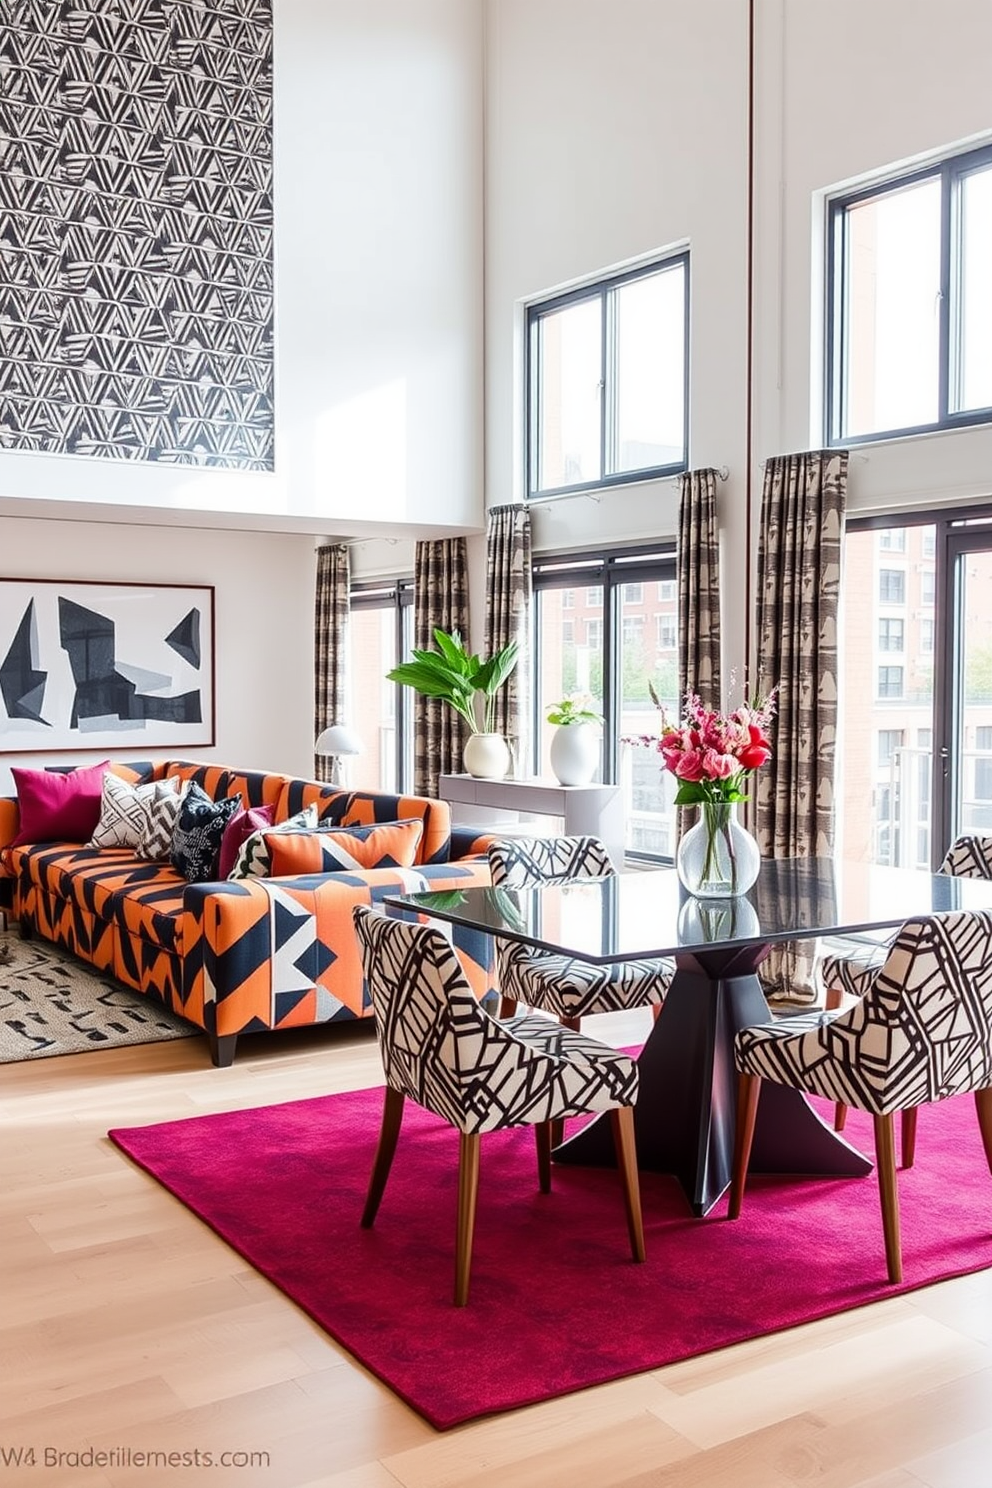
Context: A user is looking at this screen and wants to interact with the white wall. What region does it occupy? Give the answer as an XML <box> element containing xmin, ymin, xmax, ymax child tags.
<box><xmin>0</xmin><ymin>0</ymin><xmax>484</xmax><ymax>541</ymax></box>
<box><xmin>484</xmin><ymin>0</ymin><xmax>750</xmax><ymax>678</ymax></box>
<box><xmin>482</xmin><ymin>0</ymin><xmax>992</xmax><ymax>692</ymax></box>
<box><xmin>0</xmin><ymin>516</ymin><xmax>314</xmax><ymax>794</ymax></box>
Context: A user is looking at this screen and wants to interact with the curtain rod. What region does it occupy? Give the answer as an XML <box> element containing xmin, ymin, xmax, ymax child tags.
<box><xmin>759</xmin><ymin>451</ymin><xmax>868</xmax><ymax>466</ymax></box>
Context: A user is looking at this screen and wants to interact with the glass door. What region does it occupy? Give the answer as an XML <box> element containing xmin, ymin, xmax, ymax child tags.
<box><xmin>938</xmin><ymin>529</ymin><xmax>992</xmax><ymax>847</ymax></box>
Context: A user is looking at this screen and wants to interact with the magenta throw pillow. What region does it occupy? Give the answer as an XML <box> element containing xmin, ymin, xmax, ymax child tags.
<box><xmin>217</xmin><ymin>803</ymin><xmax>276</xmax><ymax>880</ymax></box>
<box><xmin>12</xmin><ymin>761</ymin><xmax>111</xmax><ymax>846</ymax></box>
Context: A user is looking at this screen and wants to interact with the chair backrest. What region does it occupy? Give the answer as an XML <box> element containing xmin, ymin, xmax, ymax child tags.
<box><xmin>845</xmin><ymin>910</ymin><xmax>992</xmax><ymax>1110</ymax></box>
<box><xmin>939</xmin><ymin>834</ymin><xmax>992</xmax><ymax>880</ymax></box>
<box><xmin>353</xmin><ymin>905</ymin><xmax>532</xmax><ymax>1132</ymax></box>
<box><xmin>487</xmin><ymin>835</ymin><xmax>614</xmax><ymax>889</ymax></box>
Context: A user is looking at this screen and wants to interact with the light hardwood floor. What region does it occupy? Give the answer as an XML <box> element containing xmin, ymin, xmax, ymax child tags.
<box><xmin>2</xmin><ymin>1007</ymin><xmax>990</xmax><ymax>1488</ymax></box>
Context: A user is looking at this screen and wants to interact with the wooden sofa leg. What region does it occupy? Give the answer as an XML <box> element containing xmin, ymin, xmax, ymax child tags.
<box><xmin>19</xmin><ymin>916</ymin><xmax>33</xmax><ymax>941</ymax></box>
<box><xmin>208</xmin><ymin>1032</ymin><xmax>238</xmax><ymax>1068</ymax></box>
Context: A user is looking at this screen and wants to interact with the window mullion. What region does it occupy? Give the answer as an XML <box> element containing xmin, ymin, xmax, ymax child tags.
<box><xmin>600</xmin><ymin>288</ymin><xmax>611</xmax><ymax>480</ymax></box>
<box><xmin>939</xmin><ymin>159</ymin><xmax>953</xmax><ymax>420</ymax></box>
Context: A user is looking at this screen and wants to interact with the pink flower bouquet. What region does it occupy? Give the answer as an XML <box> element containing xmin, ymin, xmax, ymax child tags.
<box><xmin>626</xmin><ymin>687</ymin><xmax>777</xmax><ymax>807</ymax></box>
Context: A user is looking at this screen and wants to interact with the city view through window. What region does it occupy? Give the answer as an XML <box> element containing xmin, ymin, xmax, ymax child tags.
<box><xmin>840</xmin><ymin>523</ymin><xmax>992</xmax><ymax>867</ymax></box>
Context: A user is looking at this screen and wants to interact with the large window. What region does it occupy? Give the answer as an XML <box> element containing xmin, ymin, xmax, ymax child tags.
<box><xmin>827</xmin><ymin>142</ymin><xmax>992</xmax><ymax>444</ymax></box>
<box><xmin>839</xmin><ymin>522</ymin><xmax>936</xmax><ymax>868</ymax></box>
<box><xmin>533</xmin><ymin>547</ymin><xmax>678</xmax><ymax>859</ymax></box>
<box><xmin>349</xmin><ymin>580</ymin><xmax>414</xmax><ymax>793</ymax></box>
<box><xmin>526</xmin><ymin>255</ymin><xmax>688</xmax><ymax>498</ymax></box>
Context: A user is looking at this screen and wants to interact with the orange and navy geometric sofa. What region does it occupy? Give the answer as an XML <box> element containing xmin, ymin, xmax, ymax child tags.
<box><xmin>0</xmin><ymin>759</ymin><xmax>498</xmax><ymax>1066</ymax></box>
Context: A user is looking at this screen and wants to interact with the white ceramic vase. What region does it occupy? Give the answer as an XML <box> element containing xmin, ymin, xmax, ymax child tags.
<box><xmin>549</xmin><ymin>722</ymin><xmax>600</xmax><ymax>787</ymax></box>
<box><xmin>463</xmin><ymin>732</ymin><xmax>511</xmax><ymax>780</ymax></box>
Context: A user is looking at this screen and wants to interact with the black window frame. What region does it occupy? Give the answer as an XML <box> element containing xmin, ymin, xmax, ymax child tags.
<box><xmin>826</xmin><ymin>141</ymin><xmax>992</xmax><ymax>447</ymax></box>
<box><xmin>526</xmin><ymin>253</ymin><xmax>690</xmax><ymax>500</ymax></box>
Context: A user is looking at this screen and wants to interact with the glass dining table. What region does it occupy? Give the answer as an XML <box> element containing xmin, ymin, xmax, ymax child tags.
<box><xmin>386</xmin><ymin>858</ymin><xmax>992</xmax><ymax>1216</ymax></box>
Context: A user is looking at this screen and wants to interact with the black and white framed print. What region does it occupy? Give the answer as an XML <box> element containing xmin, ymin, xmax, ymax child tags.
<box><xmin>0</xmin><ymin>0</ymin><xmax>274</xmax><ymax>469</ymax></box>
<box><xmin>0</xmin><ymin>579</ymin><xmax>215</xmax><ymax>754</ymax></box>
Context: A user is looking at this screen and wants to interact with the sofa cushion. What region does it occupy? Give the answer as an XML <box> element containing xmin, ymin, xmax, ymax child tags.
<box><xmin>89</xmin><ymin>773</ymin><xmax>180</xmax><ymax>850</ymax></box>
<box><xmin>265</xmin><ymin>820</ymin><xmax>424</xmax><ymax>876</ymax></box>
<box><xmin>218</xmin><ymin>803</ymin><xmax>275</xmax><ymax>880</ymax></box>
<box><xmin>171</xmin><ymin>783</ymin><xmax>242</xmax><ymax>883</ymax></box>
<box><xmin>274</xmin><ymin>782</ymin><xmax>451</xmax><ymax>865</ymax></box>
<box><xmin>9</xmin><ymin>844</ymin><xmax>184</xmax><ymax>952</ymax></box>
<box><xmin>136</xmin><ymin>788</ymin><xmax>187</xmax><ymax>861</ymax></box>
<box><xmin>109</xmin><ymin>871</ymin><xmax>187</xmax><ymax>956</ymax></box>
<box><xmin>12</xmin><ymin>761</ymin><xmax>110</xmax><ymax>845</ymax></box>
<box><xmin>228</xmin><ymin>805</ymin><xmax>318</xmax><ymax>879</ymax></box>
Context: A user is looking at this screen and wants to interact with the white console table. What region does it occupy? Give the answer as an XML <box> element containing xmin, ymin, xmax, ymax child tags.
<box><xmin>438</xmin><ymin>774</ymin><xmax>625</xmax><ymax>868</ymax></box>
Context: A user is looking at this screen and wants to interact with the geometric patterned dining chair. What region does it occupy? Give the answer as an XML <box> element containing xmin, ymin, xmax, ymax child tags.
<box><xmin>821</xmin><ymin>833</ymin><xmax>992</xmax><ymax>1139</ymax></box>
<box><xmin>821</xmin><ymin>833</ymin><xmax>992</xmax><ymax>1004</ymax></box>
<box><xmin>728</xmin><ymin>910</ymin><xmax>992</xmax><ymax>1284</ymax></box>
<box><xmin>486</xmin><ymin>835</ymin><xmax>674</xmax><ymax>1029</ymax></box>
<box><xmin>352</xmin><ymin>904</ymin><xmax>646</xmax><ymax>1306</ymax></box>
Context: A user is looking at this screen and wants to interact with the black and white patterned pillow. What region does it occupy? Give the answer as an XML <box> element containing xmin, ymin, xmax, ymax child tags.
<box><xmin>227</xmin><ymin>805</ymin><xmax>318</xmax><ymax>880</ymax></box>
<box><xmin>136</xmin><ymin>786</ymin><xmax>187</xmax><ymax>862</ymax></box>
<box><xmin>89</xmin><ymin>774</ymin><xmax>180</xmax><ymax>850</ymax></box>
<box><xmin>170</xmin><ymin>783</ymin><xmax>242</xmax><ymax>883</ymax></box>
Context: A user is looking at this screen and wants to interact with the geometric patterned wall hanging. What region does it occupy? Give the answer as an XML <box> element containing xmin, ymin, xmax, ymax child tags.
<box><xmin>0</xmin><ymin>0</ymin><xmax>273</xmax><ymax>469</ymax></box>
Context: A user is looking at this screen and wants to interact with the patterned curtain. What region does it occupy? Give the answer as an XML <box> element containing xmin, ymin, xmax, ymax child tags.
<box><xmin>413</xmin><ymin>537</ymin><xmax>471</xmax><ymax>798</ymax></box>
<box><xmin>314</xmin><ymin>544</ymin><xmax>350</xmax><ymax>783</ymax></box>
<box><xmin>484</xmin><ymin>504</ymin><xmax>532</xmax><ymax>777</ymax></box>
<box><xmin>677</xmin><ymin>468</ymin><xmax>722</xmax><ymax>704</ymax></box>
<box><xmin>676</xmin><ymin>468</ymin><xmax>723</xmax><ymax>838</ymax></box>
<box><xmin>755</xmin><ymin>449</ymin><xmax>848</xmax><ymax>1003</ymax></box>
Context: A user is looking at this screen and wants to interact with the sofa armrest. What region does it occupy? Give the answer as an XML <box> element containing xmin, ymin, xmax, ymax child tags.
<box><xmin>181</xmin><ymin>859</ymin><xmax>496</xmax><ymax>1038</ymax></box>
<box><xmin>449</xmin><ymin>826</ymin><xmax>506</xmax><ymax>862</ymax></box>
<box><xmin>0</xmin><ymin>798</ymin><xmax>18</xmax><ymax>872</ymax></box>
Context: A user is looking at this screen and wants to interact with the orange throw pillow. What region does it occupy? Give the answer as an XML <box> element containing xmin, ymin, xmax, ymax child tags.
<box><xmin>264</xmin><ymin>820</ymin><xmax>424</xmax><ymax>876</ymax></box>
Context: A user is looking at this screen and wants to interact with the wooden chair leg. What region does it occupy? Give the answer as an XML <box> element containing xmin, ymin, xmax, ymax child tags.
<box><xmin>549</xmin><ymin>1015</ymin><xmax>580</xmax><ymax>1150</ymax></box>
<box><xmin>873</xmin><ymin>1112</ymin><xmax>903</xmax><ymax>1284</ymax></box>
<box><xmin>361</xmin><ymin>1086</ymin><xmax>405</xmax><ymax>1228</ymax></box>
<box><xmin>454</xmin><ymin>1132</ymin><xmax>481</xmax><ymax>1306</ymax></box>
<box><xmin>728</xmin><ymin>1072</ymin><xmax>760</xmax><ymax>1220</ymax></box>
<box><xmin>975</xmin><ymin>1087</ymin><xmax>992</xmax><ymax>1174</ymax></box>
<box><xmin>534</xmin><ymin>1122</ymin><xmax>552</xmax><ymax>1194</ymax></box>
<box><xmin>825</xmin><ymin>987</ymin><xmax>847</xmax><ymax>1133</ymax></box>
<box><xmin>609</xmin><ymin>1105</ymin><xmax>646</xmax><ymax>1262</ymax></box>
<box><xmin>901</xmin><ymin>1107</ymin><xmax>918</xmax><ymax>1168</ymax></box>
<box><xmin>499</xmin><ymin>995</ymin><xmax>517</xmax><ymax>1020</ymax></box>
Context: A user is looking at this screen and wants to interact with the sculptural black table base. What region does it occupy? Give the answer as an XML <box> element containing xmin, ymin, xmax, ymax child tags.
<box><xmin>553</xmin><ymin>943</ymin><xmax>873</xmax><ymax>1216</ymax></box>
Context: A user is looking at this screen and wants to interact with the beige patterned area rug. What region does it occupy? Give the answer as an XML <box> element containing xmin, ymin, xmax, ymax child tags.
<box><xmin>0</xmin><ymin>932</ymin><xmax>196</xmax><ymax>1062</ymax></box>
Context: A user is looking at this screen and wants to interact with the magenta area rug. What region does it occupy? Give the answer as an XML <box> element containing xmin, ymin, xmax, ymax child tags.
<box><xmin>109</xmin><ymin>1088</ymin><xmax>992</xmax><ymax>1429</ymax></box>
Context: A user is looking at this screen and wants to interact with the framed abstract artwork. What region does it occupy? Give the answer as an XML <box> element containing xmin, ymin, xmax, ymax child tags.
<box><xmin>0</xmin><ymin>580</ymin><xmax>215</xmax><ymax>754</ymax></box>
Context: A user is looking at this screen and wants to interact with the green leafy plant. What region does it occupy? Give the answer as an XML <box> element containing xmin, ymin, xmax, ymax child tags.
<box><xmin>387</xmin><ymin>629</ymin><xmax>519</xmax><ymax>734</ymax></box>
<box><xmin>546</xmin><ymin>695</ymin><xmax>604</xmax><ymax>727</ymax></box>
